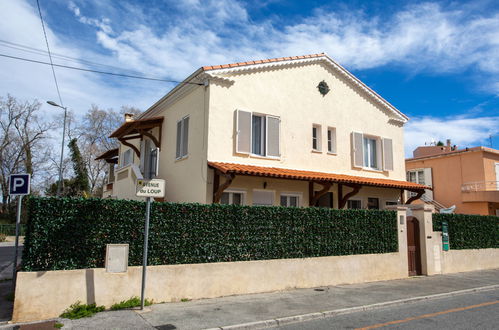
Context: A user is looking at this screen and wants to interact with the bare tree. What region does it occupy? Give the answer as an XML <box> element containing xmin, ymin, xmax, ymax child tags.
<box><xmin>0</xmin><ymin>94</ymin><xmax>53</xmax><ymax>211</ymax></box>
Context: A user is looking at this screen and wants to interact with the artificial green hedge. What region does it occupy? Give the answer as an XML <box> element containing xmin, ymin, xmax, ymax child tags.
<box><xmin>22</xmin><ymin>197</ymin><xmax>398</xmax><ymax>271</ymax></box>
<box><xmin>433</xmin><ymin>213</ymin><xmax>499</xmax><ymax>250</ymax></box>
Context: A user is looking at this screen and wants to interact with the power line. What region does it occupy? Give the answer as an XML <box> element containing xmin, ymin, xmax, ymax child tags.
<box><xmin>0</xmin><ymin>39</ymin><xmax>145</xmax><ymax>75</ymax></box>
<box><xmin>36</xmin><ymin>0</ymin><xmax>64</xmax><ymax>107</ymax></box>
<box><xmin>0</xmin><ymin>53</ymin><xmax>204</xmax><ymax>85</ymax></box>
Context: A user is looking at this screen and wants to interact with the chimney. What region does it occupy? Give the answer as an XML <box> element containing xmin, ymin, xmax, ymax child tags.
<box><xmin>446</xmin><ymin>139</ymin><xmax>451</xmax><ymax>147</ymax></box>
<box><xmin>124</xmin><ymin>113</ymin><xmax>134</xmax><ymax>122</ymax></box>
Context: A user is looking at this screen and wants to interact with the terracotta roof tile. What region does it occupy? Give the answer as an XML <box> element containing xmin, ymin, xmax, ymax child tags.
<box><xmin>202</xmin><ymin>53</ymin><xmax>325</xmax><ymax>71</ymax></box>
<box><xmin>208</xmin><ymin>162</ymin><xmax>430</xmax><ymax>191</ymax></box>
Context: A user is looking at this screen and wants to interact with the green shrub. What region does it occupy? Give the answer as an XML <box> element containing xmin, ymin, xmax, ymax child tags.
<box><xmin>110</xmin><ymin>296</ymin><xmax>152</xmax><ymax>310</ymax></box>
<box><xmin>0</xmin><ymin>233</ymin><xmax>6</xmax><ymax>242</ymax></box>
<box><xmin>433</xmin><ymin>213</ymin><xmax>499</xmax><ymax>249</ymax></box>
<box><xmin>22</xmin><ymin>197</ymin><xmax>398</xmax><ymax>271</ymax></box>
<box><xmin>60</xmin><ymin>301</ymin><xmax>105</xmax><ymax>319</ymax></box>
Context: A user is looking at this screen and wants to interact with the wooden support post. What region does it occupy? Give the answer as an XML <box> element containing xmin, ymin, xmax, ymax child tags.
<box><xmin>400</xmin><ymin>189</ymin><xmax>405</xmax><ymax>204</ymax></box>
<box><xmin>139</xmin><ymin>130</ymin><xmax>161</xmax><ymax>149</ymax></box>
<box><xmin>213</xmin><ymin>171</ymin><xmax>235</xmax><ymax>203</ymax></box>
<box><xmin>406</xmin><ymin>190</ymin><xmax>424</xmax><ymax>204</ymax></box>
<box><xmin>339</xmin><ymin>184</ymin><xmax>362</xmax><ymax>209</ymax></box>
<box><xmin>119</xmin><ymin>138</ymin><xmax>140</xmax><ymax>158</ymax></box>
<box><xmin>310</xmin><ymin>181</ymin><xmax>332</xmax><ymax>206</ymax></box>
<box><xmin>338</xmin><ymin>183</ymin><xmax>343</xmax><ymax>209</ymax></box>
<box><xmin>308</xmin><ymin>181</ymin><xmax>314</xmax><ymax>206</ymax></box>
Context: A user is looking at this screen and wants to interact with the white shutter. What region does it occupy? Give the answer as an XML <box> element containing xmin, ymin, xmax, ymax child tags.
<box><xmin>423</xmin><ymin>168</ymin><xmax>433</xmax><ymax>200</ymax></box>
<box><xmin>176</xmin><ymin>120</ymin><xmax>182</xmax><ymax>159</ymax></box>
<box><xmin>352</xmin><ymin>132</ymin><xmax>364</xmax><ymax>168</ymax></box>
<box><xmin>236</xmin><ymin>110</ymin><xmax>251</xmax><ymax>154</ymax></box>
<box><xmin>252</xmin><ymin>190</ymin><xmax>274</xmax><ymax>206</ymax></box>
<box><xmin>266</xmin><ymin>116</ymin><xmax>280</xmax><ymax>157</ymax></box>
<box><xmin>182</xmin><ymin>117</ymin><xmax>189</xmax><ymax>157</ymax></box>
<box><xmin>382</xmin><ymin>138</ymin><xmax>394</xmax><ymax>171</ymax></box>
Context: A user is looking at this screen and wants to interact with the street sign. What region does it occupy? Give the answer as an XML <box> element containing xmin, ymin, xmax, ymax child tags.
<box><xmin>8</xmin><ymin>174</ymin><xmax>30</xmax><ymax>196</ymax></box>
<box><xmin>136</xmin><ymin>179</ymin><xmax>165</xmax><ymax>198</ymax></box>
<box><xmin>442</xmin><ymin>220</ymin><xmax>449</xmax><ymax>251</ymax></box>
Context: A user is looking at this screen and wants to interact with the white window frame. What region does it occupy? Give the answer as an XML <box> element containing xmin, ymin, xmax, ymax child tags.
<box><xmin>312</xmin><ymin>124</ymin><xmax>322</xmax><ymax>152</ymax></box>
<box><xmin>363</xmin><ymin>135</ymin><xmax>382</xmax><ymax>170</ymax></box>
<box><xmin>367</xmin><ymin>197</ymin><xmax>380</xmax><ymax>210</ymax></box>
<box><xmin>327</xmin><ymin>127</ymin><xmax>336</xmax><ymax>154</ymax></box>
<box><xmin>247</xmin><ymin>112</ymin><xmax>280</xmax><ymax>159</ymax></box>
<box><xmin>121</xmin><ymin>148</ymin><xmax>133</xmax><ymax>168</ymax></box>
<box><xmin>279</xmin><ymin>192</ymin><xmax>302</xmax><ymax>207</ymax></box>
<box><xmin>176</xmin><ymin>115</ymin><xmax>189</xmax><ymax>160</ymax></box>
<box><xmin>220</xmin><ymin>189</ymin><xmax>247</xmax><ymax>205</ymax></box>
<box><xmin>347</xmin><ymin>199</ymin><xmax>362</xmax><ymax>209</ymax></box>
<box><xmin>252</xmin><ymin>189</ymin><xmax>275</xmax><ymax>206</ymax></box>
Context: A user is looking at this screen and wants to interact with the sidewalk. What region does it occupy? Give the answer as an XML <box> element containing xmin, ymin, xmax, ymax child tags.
<box><xmin>3</xmin><ymin>269</ymin><xmax>499</xmax><ymax>330</ymax></box>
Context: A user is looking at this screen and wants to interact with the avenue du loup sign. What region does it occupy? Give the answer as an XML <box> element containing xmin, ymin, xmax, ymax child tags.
<box><xmin>136</xmin><ymin>179</ymin><xmax>165</xmax><ymax>198</ymax></box>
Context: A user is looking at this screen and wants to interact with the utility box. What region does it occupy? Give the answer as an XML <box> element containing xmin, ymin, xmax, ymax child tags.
<box><xmin>441</xmin><ymin>221</ymin><xmax>449</xmax><ymax>251</ymax></box>
<box><xmin>105</xmin><ymin>244</ymin><xmax>129</xmax><ymax>273</ymax></box>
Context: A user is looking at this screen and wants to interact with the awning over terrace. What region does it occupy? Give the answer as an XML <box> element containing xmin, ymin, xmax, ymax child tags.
<box><xmin>208</xmin><ymin>161</ymin><xmax>431</xmax><ymax>207</ymax></box>
<box><xmin>95</xmin><ymin>148</ymin><xmax>119</xmax><ymax>164</ymax></box>
<box><xmin>109</xmin><ymin>116</ymin><xmax>164</xmax><ymax>157</ymax></box>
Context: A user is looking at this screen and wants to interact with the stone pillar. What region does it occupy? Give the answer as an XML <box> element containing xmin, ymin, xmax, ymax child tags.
<box><xmin>408</xmin><ymin>204</ymin><xmax>441</xmax><ymax>275</ymax></box>
<box><xmin>387</xmin><ymin>206</ymin><xmax>408</xmax><ymax>277</ymax></box>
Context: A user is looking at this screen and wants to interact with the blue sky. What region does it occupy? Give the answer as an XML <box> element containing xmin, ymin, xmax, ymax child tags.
<box><xmin>0</xmin><ymin>0</ymin><xmax>498</xmax><ymax>155</ymax></box>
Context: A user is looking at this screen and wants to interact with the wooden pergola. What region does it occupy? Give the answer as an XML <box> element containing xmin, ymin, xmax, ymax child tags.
<box><xmin>109</xmin><ymin>116</ymin><xmax>164</xmax><ymax>157</ymax></box>
<box><xmin>209</xmin><ymin>162</ymin><xmax>429</xmax><ymax>206</ymax></box>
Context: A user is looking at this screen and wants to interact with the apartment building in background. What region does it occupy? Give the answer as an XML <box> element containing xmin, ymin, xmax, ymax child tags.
<box><xmin>406</xmin><ymin>141</ymin><xmax>499</xmax><ymax>215</ymax></box>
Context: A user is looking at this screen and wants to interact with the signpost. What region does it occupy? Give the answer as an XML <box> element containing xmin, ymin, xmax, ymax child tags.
<box><xmin>441</xmin><ymin>220</ymin><xmax>450</xmax><ymax>251</ymax></box>
<box><xmin>8</xmin><ymin>174</ymin><xmax>30</xmax><ymax>289</ymax></box>
<box><xmin>136</xmin><ymin>179</ymin><xmax>165</xmax><ymax>309</ymax></box>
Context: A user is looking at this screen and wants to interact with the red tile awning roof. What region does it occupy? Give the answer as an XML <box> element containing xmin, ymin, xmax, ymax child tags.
<box><xmin>202</xmin><ymin>53</ymin><xmax>325</xmax><ymax>71</ymax></box>
<box><xmin>208</xmin><ymin>162</ymin><xmax>430</xmax><ymax>191</ymax></box>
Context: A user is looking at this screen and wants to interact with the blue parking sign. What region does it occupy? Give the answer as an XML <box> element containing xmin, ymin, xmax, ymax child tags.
<box><xmin>9</xmin><ymin>174</ymin><xmax>30</xmax><ymax>196</ymax></box>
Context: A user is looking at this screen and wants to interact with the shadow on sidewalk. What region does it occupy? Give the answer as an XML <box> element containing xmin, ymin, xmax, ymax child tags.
<box><xmin>0</xmin><ymin>279</ymin><xmax>14</xmax><ymax>323</ymax></box>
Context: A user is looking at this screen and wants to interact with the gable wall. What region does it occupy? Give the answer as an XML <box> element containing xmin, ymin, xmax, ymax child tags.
<box><xmin>207</xmin><ymin>62</ymin><xmax>406</xmax><ymax>181</ymax></box>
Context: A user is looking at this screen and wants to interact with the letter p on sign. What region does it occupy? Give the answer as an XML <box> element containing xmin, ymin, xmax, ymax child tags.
<box><xmin>9</xmin><ymin>174</ymin><xmax>30</xmax><ymax>196</ymax></box>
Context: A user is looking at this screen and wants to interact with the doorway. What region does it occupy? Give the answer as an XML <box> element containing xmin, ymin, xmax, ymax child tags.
<box><xmin>406</xmin><ymin>216</ymin><xmax>422</xmax><ymax>276</ymax></box>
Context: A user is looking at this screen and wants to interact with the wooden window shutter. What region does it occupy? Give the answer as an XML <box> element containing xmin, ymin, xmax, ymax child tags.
<box><xmin>382</xmin><ymin>138</ymin><xmax>394</xmax><ymax>171</ymax></box>
<box><xmin>352</xmin><ymin>132</ymin><xmax>364</xmax><ymax>168</ymax></box>
<box><xmin>266</xmin><ymin>116</ymin><xmax>280</xmax><ymax>157</ymax></box>
<box><xmin>423</xmin><ymin>168</ymin><xmax>433</xmax><ymax>200</ymax></box>
<box><xmin>175</xmin><ymin>120</ymin><xmax>182</xmax><ymax>159</ymax></box>
<box><xmin>182</xmin><ymin>117</ymin><xmax>189</xmax><ymax>157</ymax></box>
<box><xmin>236</xmin><ymin>110</ymin><xmax>251</xmax><ymax>154</ymax></box>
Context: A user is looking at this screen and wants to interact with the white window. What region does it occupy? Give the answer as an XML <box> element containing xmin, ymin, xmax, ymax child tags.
<box><xmin>406</xmin><ymin>168</ymin><xmax>433</xmax><ymax>199</ymax></box>
<box><xmin>367</xmin><ymin>197</ymin><xmax>379</xmax><ymax>210</ymax></box>
<box><xmin>141</xmin><ymin>139</ymin><xmax>159</xmax><ymax>179</ymax></box>
<box><xmin>312</xmin><ymin>125</ymin><xmax>321</xmax><ymax>151</ymax></box>
<box><xmin>347</xmin><ymin>199</ymin><xmax>362</xmax><ymax>209</ymax></box>
<box><xmin>176</xmin><ymin>116</ymin><xmax>189</xmax><ymax>159</ymax></box>
<box><xmin>121</xmin><ymin>149</ymin><xmax>133</xmax><ymax>167</ymax></box>
<box><xmin>252</xmin><ymin>190</ymin><xmax>274</xmax><ymax>206</ymax></box>
<box><xmin>236</xmin><ymin>110</ymin><xmax>280</xmax><ymax>158</ymax></box>
<box><xmin>327</xmin><ymin>127</ymin><xmax>336</xmax><ymax>153</ymax></box>
<box><xmin>352</xmin><ymin>132</ymin><xmax>393</xmax><ymax>171</ymax></box>
<box><xmin>221</xmin><ymin>190</ymin><xmax>245</xmax><ymax>205</ymax></box>
<box><xmin>363</xmin><ymin>136</ymin><xmax>379</xmax><ymax>169</ymax></box>
<box><xmin>280</xmin><ymin>193</ymin><xmax>300</xmax><ymax>207</ymax></box>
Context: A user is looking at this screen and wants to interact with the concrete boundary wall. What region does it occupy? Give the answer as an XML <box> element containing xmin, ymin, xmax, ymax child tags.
<box><xmin>440</xmin><ymin>249</ymin><xmax>499</xmax><ymax>274</ymax></box>
<box><xmin>13</xmin><ymin>209</ymin><xmax>409</xmax><ymax>323</ymax></box>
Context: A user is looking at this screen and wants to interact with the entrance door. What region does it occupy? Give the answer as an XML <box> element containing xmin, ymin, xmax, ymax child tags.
<box><xmin>406</xmin><ymin>216</ymin><xmax>422</xmax><ymax>276</ymax></box>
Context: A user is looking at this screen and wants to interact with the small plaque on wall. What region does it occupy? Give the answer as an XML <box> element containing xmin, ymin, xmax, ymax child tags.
<box><xmin>106</xmin><ymin>244</ymin><xmax>129</xmax><ymax>273</ymax></box>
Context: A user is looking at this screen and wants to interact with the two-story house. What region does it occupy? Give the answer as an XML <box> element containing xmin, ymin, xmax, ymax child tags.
<box><xmin>97</xmin><ymin>53</ymin><xmax>427</xmax><ymax>208</ymax></box>
<box><xmin>406</xmin><ymin>142</ymin><xmax>499</xmax><ymax>215</ymax></box>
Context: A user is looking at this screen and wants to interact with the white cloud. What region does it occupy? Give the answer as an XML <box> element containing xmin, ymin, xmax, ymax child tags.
<box><xmin>404</xmin><ymin>115</ymin><xmax>499</xmax><ymax>157</ymax></box>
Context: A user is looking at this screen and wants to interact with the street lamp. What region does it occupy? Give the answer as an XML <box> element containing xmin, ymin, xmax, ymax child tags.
<box><xmin>47</xmin><ymin>101</ymin><xmax>68</xmax><ymax>196</ymax></box>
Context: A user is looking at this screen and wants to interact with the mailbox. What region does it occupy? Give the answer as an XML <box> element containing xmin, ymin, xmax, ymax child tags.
<box><xmin>441</xmin><ymin>220</ymin><xmax>449</xmax><ymax>251</ymax></box>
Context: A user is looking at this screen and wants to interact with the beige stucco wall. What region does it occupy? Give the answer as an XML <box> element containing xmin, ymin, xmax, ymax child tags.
<box><xmin>207</xmin><ymin>62</ymin><xmax>406</xmax><ymax>183</ymax></box>
<box><xmin>210</xmin><ymin>173</ymin><xmax>400</xmax><ymax>207</ymax></box>
<box><xmin>440</xmin><ymin>249</ymin><xmax>499</xmax><ymax>274</ymax></box>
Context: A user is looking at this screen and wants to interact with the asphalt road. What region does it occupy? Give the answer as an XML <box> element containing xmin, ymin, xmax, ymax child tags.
<box><xmin>0</xmin><ymin>243</ymin><xmax>22</xmax><ymax>280</ymax></box>
<box><xmin>280</xmin><ymin>288</ymin><xmax>499</xmax><ymax>330</ymax></box>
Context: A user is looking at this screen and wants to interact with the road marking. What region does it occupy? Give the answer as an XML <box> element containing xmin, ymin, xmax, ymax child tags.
<box><xmin>356</xmin><ymin>300</ymin><xmax>499</xmax><ymax>330</ymax></box>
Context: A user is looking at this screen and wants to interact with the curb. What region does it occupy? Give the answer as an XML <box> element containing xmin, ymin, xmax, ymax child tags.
<box><xmin>205</xmin><ymin>284</ymin><xmax>499</xmax><ymax>330</ymax></box>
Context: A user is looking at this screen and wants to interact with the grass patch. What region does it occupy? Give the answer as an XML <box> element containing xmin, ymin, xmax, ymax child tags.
<box><xmin>110</xmin><ymin>296</ymin><xmax>153</xmax><ymax>310</ymax></box>
<box><xmin>0</xmin><ymin>278</ymin><xmax>12</xmax><ymax>283</ymax></box>
<box><xmin>180</xmin><ymin>298</ymin><xmax>191</xmax><ymax>302</ymax></box>
<box><xmin>60</xmin><ymin>301</ymin><xmax>105</xmax><ymax>319</ymax></box>
<box><xmin>54</xmin><ymin>322</ymin><xmax>64</xmax><ymax>328</ymax></box>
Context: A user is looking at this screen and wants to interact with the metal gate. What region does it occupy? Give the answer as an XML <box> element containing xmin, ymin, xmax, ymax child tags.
<box><xmin>406</xmin><ymin>216</ymin><xmax>422</xmax><ymax>276</ymax></box>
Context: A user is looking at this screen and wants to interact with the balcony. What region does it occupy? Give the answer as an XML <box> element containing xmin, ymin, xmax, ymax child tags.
<box><xmin>461</xmin><ymin>181</ymin><xmax>499</xmax><ymax>203</ymax></box>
